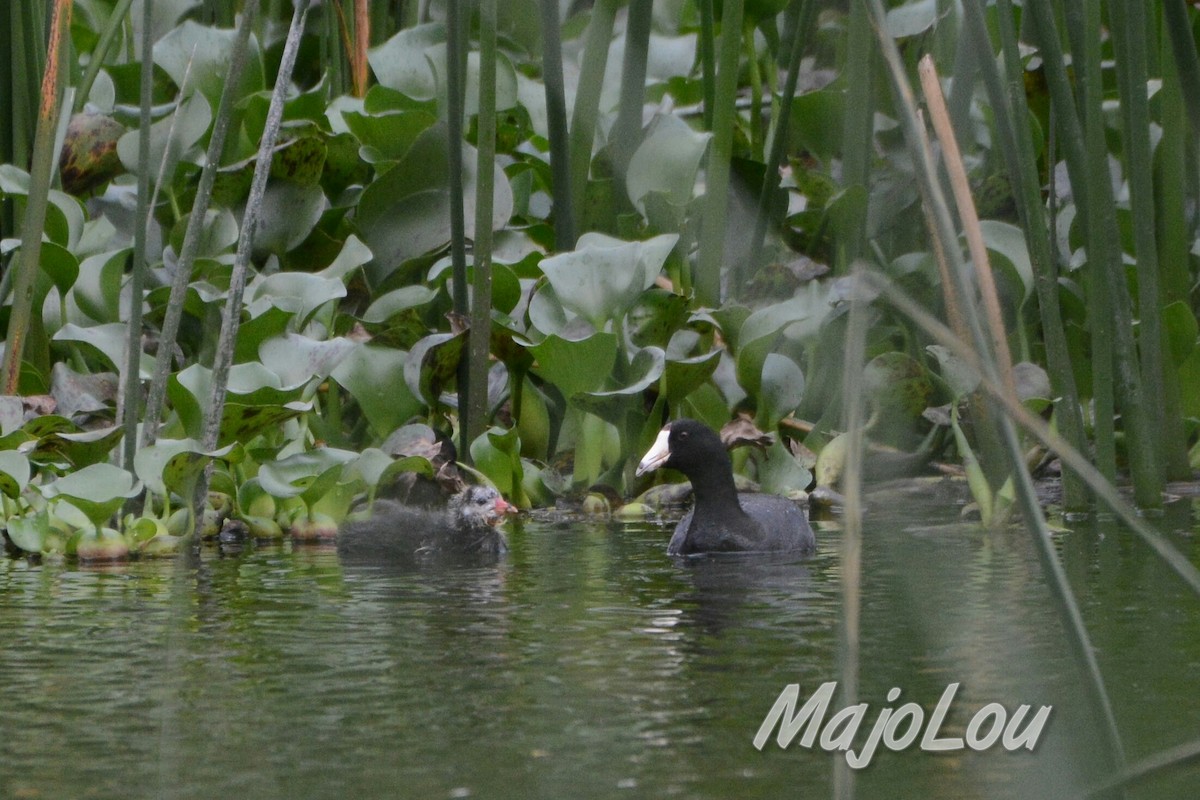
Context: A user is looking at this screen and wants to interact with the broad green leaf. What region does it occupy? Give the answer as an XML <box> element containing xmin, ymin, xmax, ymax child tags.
<box><xmin>979</xmin><ymin>220</ymin><xmax>1034</xmax><ymax>300</ymax></box>
<box><xmin>357</xmin><ymin>123</ymin><xmax>513</xmax><ymax>282</ymax></box>
<box><xmin>759</xmin><ymin>353</ymin><xmax>805</xmax><ymax>427</ymax></box>
<box><xmin>403</xmin><ymin>332</ymin><xmax>465</xmax><ymax>405</ymax></box>
<box><xmin>41</xmin><ymin>463</ymin><xmax>139</xmax><ymax>526</ymax></box>
<box><xmin>153</xmin><ymin>20</ymin><xmax>264</xmax><ymax>107</ymax></box>
<box><xmin>754</xmin><ymin>439</ymin><xmax>813</xmax><ymax>496</ymax></box>
<box><xmin>363</xmin><ymin>285</ymin><xmax>438</xmax><ymax>324</ymax></box>
<box><xmin>0</xmin><ymin>450</ymin><xmax>31</xmax><ymax>497</ymax></box>
<box><xmin>53</xmin><ymin>323</ymin><xmax>154</xmax><ymax>378</ymax></box>
<box><xmin>627</xmin><ymin>115</ymin><xmax>711</xmax><ymax>214</ymax></box>
<box><xmin>538</xmin><ymin>233</ymin><xmax>678</xmax><ymax>327</ymax></box>
<box><xmin>331</xmin><ymin>344</ymin><xmax>423</xmax><ymax>436</ymax></box>
<box><xmin>117</xmin><ymin>92</ymin><xmax>212</xmax><ymax>177</ymax></box>
<box><xmin>134</xmin><ymin>438</ymin><xmax>243</xmax><ymax>499</ymax></box>
<box><xmin>252</xmin><ymin>181</ymin><xmax>326</xmax><ymax>258</ymax></box>
<box><xmin>258</xmin><ymin>448</ymin><xmax>358</xmax><ymax>504</ymax></box>
<box><xmin>367</xmin><ymin>23</ymin><xmax>444</xmax><ymax>101</ymax></box>
<box><xmin>258</xmin><ymin>335</ymin><xmax>358</xmax><ymax>387</ymax></box>
<box><xmin>34</xmin><ymin>426</ymin><xmax>124</xmax><ymax>469</ymax></box>
<box><xmin>528</xmin><ymin>333</ymin><xmax>618</xmax><ymax>398</ymax></box>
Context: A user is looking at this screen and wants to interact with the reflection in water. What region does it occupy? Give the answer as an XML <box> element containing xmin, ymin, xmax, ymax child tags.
<box><xmin>0</xmin><ymin>502</ymin><xmax>1198</xmax><ymax>799</ymax></box>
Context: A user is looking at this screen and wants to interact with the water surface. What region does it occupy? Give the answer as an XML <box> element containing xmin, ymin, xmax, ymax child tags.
<box><xmin>2</xmin><ymin>494</ymin><xmax>1198</xmax><ymax>799</ymax></box>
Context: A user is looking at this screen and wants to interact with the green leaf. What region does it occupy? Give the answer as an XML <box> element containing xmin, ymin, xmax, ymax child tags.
<box><xmin>538</xmin><ymin>233</ymin><xmax>678</xmax><ymax>327</ymax></box>
<box><xmin>53</xmin><ymin>323</ymin><xmax>153</xmax><ymax>378</ymax></box>
<box><xmin>626</xmin><ymin>115</ymin><xmax>711</xmax><ymax>214</ymax></box>
<box><xmin>367</xmin><ymin>23</ymin><xmax>445</xmax><ymax>101</ymax></box>
<box><xmin>33</xmin><ymin>425</ymin><xmax>124</xmax><ymax>469</ymax></box>
<box><xmin>979</xmin><ymin>220</ymin><xmax>1034</xmax><ymax>300</ymax></box>
<box><xmin>251</xmin><ymin>181</ymin><xmax>326</xmax><ymax>258</ymax></box>
<box><xmin>331</xmin><ymin>344</ymin><xmax>423</xmax><ymax>436</ymax></box>
<box><xmin>574</xmin><ymin>347</ymin><xmax>666</xmax><ymax>426</ymax></box>
<box><xmin>257</xmin><ymin>448</ymin><xmax>358</xmax><ymax>505</ymax></box>
<box><xmin>528</xmin><ymin>332</ymin><xmax>618</xmax><ymax>398</ymax></box>
<box><xmin>116</xmin><ymin>92</ymin><xmax>212</xmax><ymax>177</ymax></box>
<box><xmin>0</xmin><ymin>450</ymin><xmax>31</xmax><ymax>498</ymax></box>
<box><xmin>1163</xmin><ymin>300</ymin><xmax>1198</xmax><ymax>364</ymax></box>
<box><xmin>356</xmin><ymin>123</ymin><xmax>513</xmax><ymax>283</ymax></box>
<box><xmin>41</xmin><ymin>463</ymin><xmax>139</xmax><ymax>526</ymax></box>
<box><xmin>759</xmin><ymin>353</ymin><xmax>805</xmax><ymax>427</ymax></box>
<box><xmin>403</xmin><ymin>332</ymin><xmax>465</xmax><ymax>405</ymax></box>
<box><xmin>153</xmin><ymin>20</ymin><xmax>264</xmax><ymax>108</ymax></box>
<box><xmin>134</xmin><ymin>438</ymin><xmax>243</xmax><ymax>499</ymax></box>
<box><xmin>258</xmin><ymin>335</ymin><xmax>358</xmax><ymax>388</ymax></box>
<box><xmin>754</xmin><ymin>439</ymin><xmax>813</xmax><ymax>496</ymax></box>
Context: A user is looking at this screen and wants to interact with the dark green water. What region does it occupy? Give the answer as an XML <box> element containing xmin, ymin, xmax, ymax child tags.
<box><xmin>2</xmin><ymin>494</ymin><xmax>1199</xmax><ymax>800</ymax></box>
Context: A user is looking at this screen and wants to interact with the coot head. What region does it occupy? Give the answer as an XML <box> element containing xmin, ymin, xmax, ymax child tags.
<box><xmin>447</xmin><ymin>485</ymin><xmax>518</xmax><ymax>531</ymax></box>
<box><xmin>636</xmin><ymin>418</ymin><xmax>731</xmax><ymax>480</ymax></box>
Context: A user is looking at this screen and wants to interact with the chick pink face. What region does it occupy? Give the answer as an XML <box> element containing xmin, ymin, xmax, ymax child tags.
<box><xmin>493</xmin><ymin>495</ymin><xmax>518</xmax><ymax>519</ymax></box>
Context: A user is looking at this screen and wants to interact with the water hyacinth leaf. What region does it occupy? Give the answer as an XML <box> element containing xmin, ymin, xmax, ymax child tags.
<box><xmin>20</xmin><ymin>415</ymin><xmax>76</xmax><ymax>440</ymax></box>
<box><xmin>168</xmin><ymin>363</ymin><xmax>307</xmax><ymax>441</ymax></box>
<box><xmin>357</xmin><ymin>124</ymin><xmax>513</xmax><ymax>283</ymax></box>
<box><xmin>1163</xmin><ymin>300</ymin><xmax>1199</xmax><ymax>363</ymax></box>
<box><xmin>38</xmin><ymin>243</ymin><xmax>80</xmax><ymax>302</ymax></box>
<box><xmin>754</xmin><ymin>438</ymin><xmax>813</xmax><ymax>496</ymax></box>
<box><xmin>316</xmin><ymin>234</ymin><xmax>374</xmax><ymax>281</ymax></box>
<box><xmin>526</xmin><ymin>283</ymin><xmax>579</xmax><ymax>338</ymax></box>
<box><xmin>0</xmin><ymin>397</ymin><xmax>24</xmax><ymax>435</ymax></box>
<box><xmin>0</xmin><ymin>450</ymin><xmax>31</xmax><ymax>497</ymax></box>
<box><xmin>71</xmin><ymin>250</ymin><xmax>129</xmax><ymax>324</ymax></box>
<box><xmin>5</xmin><ymin>513</ymin><xmax>51</xmax><ymax>554</ymax></box>
<box><xmin>363</xmin><ymin>285</ymin><xmax>438</xmax><ymax>324</ymax></box>
<box><xmin>885</xmin><ymin>0</ymin><xmax>938</xmax><ymax>38</ymax></box>
<box><xmin>528</xmin><ymin>332</ymin><xmax>618</xmax><ymax>398</ymax></box>
<box><xmin>234</xmin><ymin>306</ymin><xmax>294</xmax><ymax>364</ymax></box>
<box><xmin>539</xmin><ymin>233</ymin><xmax>678</xmax><ymax>327</ymax></box>
<box><xmin>927</xmin><ymin>344</ymin><xmax>981</xmax><ymax>399</ymax></box>
<box><xmin>59</xmin><ymin>112</ymin><xmax>126</xmax><ymax>195</ymax></box>
<box><xmin>1014</xmin><ymin>362</ymin><xmax>1052</xmax><ymax>413</ymax></box>
<box><xmin>48</xmin><ymin>191</ymin><xmax>87</xmax><ymax>250</ymax></box>
<box><xmin>251</xmin><ymin>182</ymin><xmax>326</xmax><ymax>259</ymax></box>
<box><xmin>574</xmin><ymin>347</ymin><xmax>666</xmax><ymax>425</ymax></box>
<box><xmin>34</xmin><ymin>426</ymin><xmax>124</xmax><ymax>469</ymax></box>
<box><xmin>116</xmin><ymin>92</ymin><xmax>212</xmax><ymax>177</ymax></box>
<box><xmin>691</xmin><ymin>305</ymin><xmax>752</xmax><ymax>351</ymax></box>
<box><xmin>373</xmin><ymin>454</ymin><xmax>437</xmax><ymax>491</ymax></box>
<box><xmin>258</xmin><ymin>335</ymin><xmax>358</xmax><ymax>388</ymax></box>
<box><xmin>342</xmin><ymin>109</ymin><xmax>438</xmax><ymax>163</ymax></box>
<box><xmin>258</xmin><ymin>448</ymin><xmax>358</xmax><ymax>504</ymax></box>
<box><xmin>739</xmin><ymin>294</ymin><xmax>817</xmax><ymax>348</ymax></box>
<box><xmin>629</xmin><ymin>289</ymin><xmax>691</xmax><ymax>348</ymax></box>
<box><xmin>268</xmin><ymin>135</ymin><xmax>328</xmax><ymax>186</ymax></box>
<box><xmin>627</xmin><ymin>116</ymin><xmax>712</xmax><ymax>214</ymax></box>
<box><xmin>662</xmin><ymin>349</ymin><xmax>721</xmax><ymax>404</ymax></box>
<box><xmin>759</xmin><ymin>353</ymin><xmax>805</xmax><ymax>427</ymax></box>
<box><xmin>248</xmin><ymin>272</ymin><xmax>346</xmax><ymax>324</ymax></box>
<box><xmin>735</xmin><ymin>333</ymin><xmax>775</xmax><ymax>400</ymax></box>
<box><xmin>217</xmin><ymin>401</ymin><xmax>311</xmax><ymax>446</ymax></box>
<box><xmin>168</xmin><ymin>209</ymin><xmax>239</xmax><ymax>261</ymax></box>
<box><xmin>979</xmin><ymin>220</ymin><xmax>1034</xmax><ymax>300</ymax></box>
<box><xmin>344</xmin><ymin>448</ymin><xmax>394</xmax><ymax>489</ymax></box>
<box><xmin>469</xmin><ymin>426</ymin><xmax>524</xmax><ymax>502</ymax></box>
<box><xmin>367</xmin><ymin>23</ymin><xmax>445</xmax><ymax>102</ymax></box>
<box><xmin>53</xmin><ymin>323</ymin><xmax>154</xmax><ymax>378</ymax></box>
<box><xmin>134</xmin><ymin>438</ymin><xmax>244</xmax><ymax>498</ymax></box>
<box><xmin>403</xmin><ymin>332</ymin><xmax>465</xmax><ymax>405</ymax></box>
<box><xmin>788</xmin><ymin>90</ymin><xmax>846</xmax><ymax>163</ymax></box>
<box><xmin>331</xmin><ymin>345</ymin><xmax>423</xmax><ymax>436</ymax></box>
<box><xmin>41</xmin><ymin>463</ymin><xmax>139</xmax><ymax>526</ymax></box>
<box><xmin>153</xmin><ymin>20</ymin><xmax>264</xmax><ymax>107</ymax></box>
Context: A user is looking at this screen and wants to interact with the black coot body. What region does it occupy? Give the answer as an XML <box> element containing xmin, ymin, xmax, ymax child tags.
<box><xmin>338</xmin><ymin>485</ymin><xmax>515</xmax><ymax>561</ymax></box>
<box><xmin>636</xmin><ymin>419</ymin><xmax>815</xmax><ymax>556</ymax></box>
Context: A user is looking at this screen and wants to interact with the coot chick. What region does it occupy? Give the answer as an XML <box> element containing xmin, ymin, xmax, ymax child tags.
<box><xmin>338</xmin><ymin>485</ymin><xmax>516</xmax><ymax>561</ymax></box>
<box><xmin>636</xmin><ymin>419</ymin><xmax>815</xmax><ymax>556</ymax></box>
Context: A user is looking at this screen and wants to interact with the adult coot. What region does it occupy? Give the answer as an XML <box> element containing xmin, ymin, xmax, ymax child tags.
<box><xmin>636</xmin><ymin>419</ymin><xmax>815</xmax><ymax>556</ymax></box>
<box><xmin>338</xmin><ymin>485</ymin><xmax>516</xmax><ymax>561</ymax></box>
